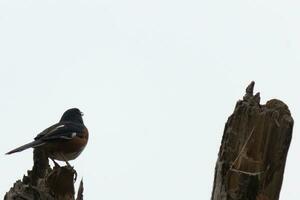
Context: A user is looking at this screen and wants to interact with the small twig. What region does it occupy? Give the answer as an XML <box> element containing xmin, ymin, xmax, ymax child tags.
<box><xmin>230</xmin><ymin>168</ymin><xmax>265</xmax><ymax>176</ymax></box>
<box><xmin>225</xmin><ymin>127</ymin><xmax>255</xmax><ymax>177</ymax></box>
<box><xmin>76</xmin><ymin>179</ymin><xmax>84</xmax><ymax>200</ymax></box>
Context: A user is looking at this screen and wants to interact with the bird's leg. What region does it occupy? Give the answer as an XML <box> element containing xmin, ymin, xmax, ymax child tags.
<box><xmin>59</xmin><ymin>153</ymin><xmax>77</xmax><ymax>181</ymax></box>
<box><xmin>59</xmin><ymin>153</ymin><xmax>72</xmax><ymax>168</ymax></box>
<box><xmin>50</xmin><ymin>158</ymin><xmax>60</xmax><ymax>168</ymax></box>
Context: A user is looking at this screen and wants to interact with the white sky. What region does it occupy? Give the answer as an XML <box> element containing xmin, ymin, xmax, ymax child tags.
<box><xmin>0</xmin><ymin>0</ymin><xmax>299</xmax><ymax>199</ymax></box>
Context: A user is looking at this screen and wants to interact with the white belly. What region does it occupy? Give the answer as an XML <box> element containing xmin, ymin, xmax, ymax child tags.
<box><xmin>50</xmin><ymin>147</ymin><xmax>85</xmax><ymax>161</ymax></box>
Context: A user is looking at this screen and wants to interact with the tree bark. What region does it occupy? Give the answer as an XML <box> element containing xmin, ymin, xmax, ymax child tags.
<box><xmin>4</xmin><ymin>148</ymin><xmax>84</xmax><ymax>200</ymax></box>
<box><xmin>211</xmin><ymin>81</ymin><xmax>293</xmax><ymax>200</ymax></box>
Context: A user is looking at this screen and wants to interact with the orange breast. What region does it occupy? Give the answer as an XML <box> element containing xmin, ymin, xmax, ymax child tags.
<box><xmin>44</xmin><ymin>127</ymin><xmax>89</xmax><ymax>161</ymax></box>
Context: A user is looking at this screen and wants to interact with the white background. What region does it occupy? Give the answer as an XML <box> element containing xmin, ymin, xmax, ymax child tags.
<box><xmin>0</xmin><ymin>0</ymin><xmax>299</xmax><ymax>199</ymax></box>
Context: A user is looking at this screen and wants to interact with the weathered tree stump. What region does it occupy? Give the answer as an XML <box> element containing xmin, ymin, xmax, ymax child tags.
<box><xmin>4</xmin><ymin>148</ymin><xmax>84</xmax><ymax>200</ymax></box>
<box><xmin>211</xmin><ymin>81</ymin><xmax>293</xmax><ymax>200</ymax></box>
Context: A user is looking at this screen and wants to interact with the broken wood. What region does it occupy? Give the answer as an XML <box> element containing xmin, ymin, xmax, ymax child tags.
<box><xmin>211</xmin><ymin>81</ymin><xmax>293</xmax><ymax>200</ymax></box>
<box><xmin>4</xmin><ymin>148</ymin><xmax>84</xmax><ymax>200</ymax></box>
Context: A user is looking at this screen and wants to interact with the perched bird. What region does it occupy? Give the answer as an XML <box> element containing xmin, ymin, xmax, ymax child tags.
<box><xmin>6</xmin><ymin>108</ymin><xmax>89</xmax><ymax>166</ymax></box>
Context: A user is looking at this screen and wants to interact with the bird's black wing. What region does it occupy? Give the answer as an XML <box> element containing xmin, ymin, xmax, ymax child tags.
<box><xmin>34</xmin><ymin>122</ymin><xmax>84</xmax><ymax>141</ymax></box>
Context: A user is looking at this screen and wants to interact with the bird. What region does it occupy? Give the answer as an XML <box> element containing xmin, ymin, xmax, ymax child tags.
<box><xmin>6</xmin><ymin>108</ymin><xmax>89</xmax><ymax>167</ymax></box>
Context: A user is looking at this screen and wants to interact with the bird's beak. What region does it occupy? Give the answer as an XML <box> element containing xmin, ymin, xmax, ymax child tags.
<box><xmin>81</xmin><ymin>111</ymin><xmax>84</xmax><ymax>116</ymax></box>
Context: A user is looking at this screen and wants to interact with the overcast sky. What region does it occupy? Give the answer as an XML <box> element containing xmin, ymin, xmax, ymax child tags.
<box><xmin>0</xmin><ymin>0</ymin><xmax>299</xmax><ymax>199</ymax></box>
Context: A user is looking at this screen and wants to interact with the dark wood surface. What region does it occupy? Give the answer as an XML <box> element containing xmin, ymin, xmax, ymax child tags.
<box><xmin>4</xmin><ymin>148</ymin><xmax>84</xmax><ymax>200</ymax></box>
<box><xmin>211</xmin><ymin>82</ymin><xmax>293</xmax><ymax>200</ymax></box>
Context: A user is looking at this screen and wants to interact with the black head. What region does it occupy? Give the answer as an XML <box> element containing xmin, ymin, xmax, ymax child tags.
<box><xmin>60</xmin><ymin>108</ymin><xmax>84</xmax><ymax>124</ymax></box>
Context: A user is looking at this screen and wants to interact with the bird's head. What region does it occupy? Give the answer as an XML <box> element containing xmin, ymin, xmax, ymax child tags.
<box><xmin>60</xmin><ymin>108</ymin><xmax>84</xmax><ymax>124</ymax></box>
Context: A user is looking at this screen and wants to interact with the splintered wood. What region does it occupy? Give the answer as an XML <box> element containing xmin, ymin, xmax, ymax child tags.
<box><xmin>4</xmin><ymin>148</ymin><xmax>84</xmax><ymax>200</ymax></box>
<box><xmin>211</xmin><ymin>82</ymin><xmax>293</xmax><ymax>200</ymax></box>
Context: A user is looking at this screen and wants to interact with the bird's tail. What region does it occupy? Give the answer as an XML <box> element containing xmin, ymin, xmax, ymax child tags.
<box><xmin>6</xmin><ymin>140</ymin><xmax>44</xmax><ymax>155</ymax></box>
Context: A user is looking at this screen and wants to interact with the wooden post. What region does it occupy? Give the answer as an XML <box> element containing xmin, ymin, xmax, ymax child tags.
<box><xmin>211</xmin><ymin>82</ymin><xmax>293</xmax><ymax>200</ymax></box>
<box><xmin>4</xmin><ymin>148</ymin><xmax>84</xmax><ymax>200</ymax></box>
